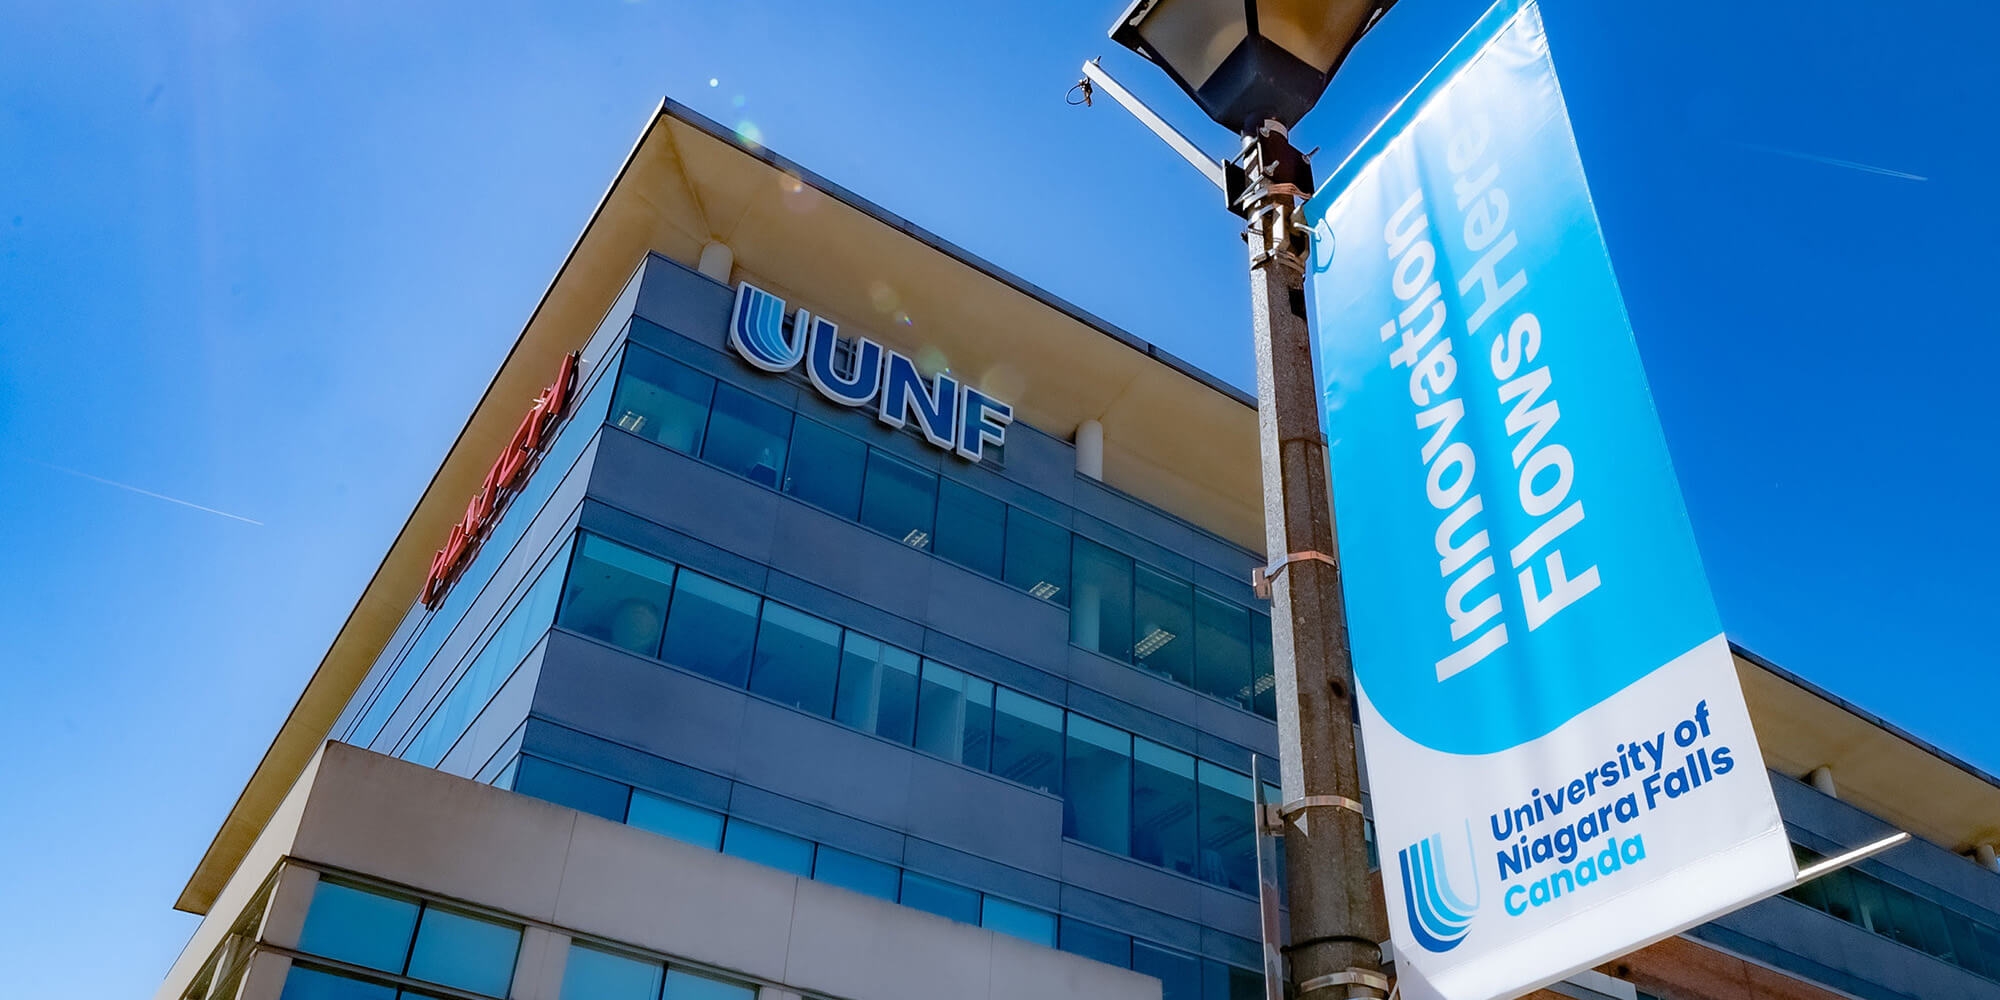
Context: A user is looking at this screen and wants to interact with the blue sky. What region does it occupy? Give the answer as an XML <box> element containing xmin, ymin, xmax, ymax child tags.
<box><xmin>1</xmin><ymin>1</ymin><xmax>1992</xmax><ymax>995</ymax></box>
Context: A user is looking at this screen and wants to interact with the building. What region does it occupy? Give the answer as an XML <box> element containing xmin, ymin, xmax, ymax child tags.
<box><xmin>156</xmin><ymin>101</ymin><xmax>2000</xmax><ymax>1000</ymax></box>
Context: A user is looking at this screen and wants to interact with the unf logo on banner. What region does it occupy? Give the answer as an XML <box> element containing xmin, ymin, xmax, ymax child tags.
<box><xmin>727</xmin><ymin>282</ymin><xmax>1013</xmax><ymax>463</ymax></box>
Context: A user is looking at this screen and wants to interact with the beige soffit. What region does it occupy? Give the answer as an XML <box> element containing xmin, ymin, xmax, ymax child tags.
<box><xmin>178</xmin><ymin>99</ymin><xmax>1265</xmax><ymax>913</ymax></box>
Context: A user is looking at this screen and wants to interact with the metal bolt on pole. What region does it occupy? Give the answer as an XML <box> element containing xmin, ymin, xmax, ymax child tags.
<box><xmin>1237</xmin><ymin>121</ymin><xmax>1389</xmax><ymax>1000</ymax></box>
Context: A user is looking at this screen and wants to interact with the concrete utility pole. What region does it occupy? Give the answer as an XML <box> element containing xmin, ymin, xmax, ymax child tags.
<box><xmin>1238</xmin><ymin>122</ymin><xmax>1388</xmax><ymax>1000</ymax></box>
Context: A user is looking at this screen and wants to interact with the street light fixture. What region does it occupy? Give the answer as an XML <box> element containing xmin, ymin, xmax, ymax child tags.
<box><xmin>1097</xmin><ymin>3</ymin><xmax>1396</xmax><ymax>1000</ymax></box>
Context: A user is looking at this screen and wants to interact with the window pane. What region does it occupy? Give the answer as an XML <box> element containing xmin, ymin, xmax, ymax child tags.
<box><xmin>1250</xmin><ymin>614</ymin><xmax>1276</xmax><ymax>720</ymax></box>
<box><xmin>560</xmin><ymin>535</ymin><xmax>675</xmax><ymax>657</ymax></box>
<box><xmin>812</xmin><ymin>847</ymin><xmax>900</xmax><ymax>902</ymax></box>
<box><xmin>1071</xmin><ymin>538</ymin><xmax>1133</xmax><ymax>661</ymax></box>
<box><xmin>1059</xmin><ymin>918</ymin><xmax>1131</xmax><ymax>968</ymax></box>
<box><xmin>833</xmin><ymin>635</ymin><xmax>919</xmax><ymax>745</ymax></box>
<box><xmin>701</xmin><ymin>384</ymin><xmax>791</xmax><ymax>488</ymax></box>
<box><xmin>513</xmin><ymin>757</ymin><xmax>630</xmax><ymax>822</ymax></box>
<box><xmin>934</xmin><ymin>480</ymin><xmax>1005</xmax><ymax>577</ymax></box>
<box><xmin>1194</xmin><ymin>593</ymin><xmax>1253</xmax><ymax>710</ymax></box>
<box><xmin>1203</xmin><ymin>961</ymin><xmax>1264</xmax><ymax>1000</ymax></box>
<box><xmin>1133</xmin><ymin>739</ymin><xmax>1198</xmax><ymax>876</ymax></box>
<box><xmin>721</xmin><ymin>821</ymin><xmax>814</xmax><ymax>877</ymax></box>
<box><xmin>899</xmin><ymin>873</ymin><xmax>980</xmax><ymax>924</ymax></box>
<box><xmin>626</xmin><ymin>790</ymin><xmax>724</xmax><ymax>850</ymax></box>
<box><xmin>407</xmin><ymin>908</ymin><xmax>520</xmax><ymax>998</ymax></box>
<box><xmin>1132</xmin><ymin>943</ymin><xmax>1202</xmax><ymax>1000</ymax></box>
<box><xmin>783</xmin><ymin>419</ymin><xmax>866</xmax><ymax>519</ymax></box>
<box><xmin>297</xmin><ymin>880</ymin><xmax>420</xmax><ymax>973</ymax></box>
<box><xmin>749</xmin><ymin>604</ymin><xmax>842</xmax><ymax>716</ymax></box>
<box><xmin>1818</xmin><ymin>868</ymin><xmax>1861</xmax><ymax>924</ymax></box>
<box><xmin>561</xmin><ymin>944</ymin><xmax>661</xmax><ymax>1000</ymax></box>
<box><xmin>982</xmin><ymin>897</ymin><xmax>1057</xmax><ymax>947</ymax></box>
<box><xmin>280</xmin><ymin>964</ymin><xmax>400</xmax><ymax>1000</ymax></box>
<box><xmin>916</xmin><ymin>661</ymin><xmax>994</xmax><ymax>768</ymax></box>
<box><xmin>1065</xmin><ymin>716</ymin><xmax>1132</xmax><ymax>854</ymax></box>
<box><xmin>1134</xmin><ymin>566</ymin><xmax>1195</xmax><ymax>685</ymax></box>
<box><xmin>1198</xmin><ymin>762</ymin><xmax>1256</xmax><ymax>893</ymax></box>
<box><xmin>859</xmin><ymin>450</ymin><xmax>938</xmax><ymax>548</ymax></box>
<box><xmin>661</xmin><ymin>572</ymin><xmax>760</xmax><ymax>687</ymax></box>
<box><xmin>1004</xmin><ymin>512</ymin><xmax>1070</xmax><ymax>606</ymax></box>
<box><xmin>613</xmin><ymin>347</ymin><xmax>713</xmax><ymax>454</ymax></box>
<box><xmin>991</xmin><ymin>689</ymin><xmax>1064</xmax><ymax>794</ymax></box>
<box><xmin>661</xmin><ymin>970</ymin><xmax>754</xmax><ymax>1000</ymax></box>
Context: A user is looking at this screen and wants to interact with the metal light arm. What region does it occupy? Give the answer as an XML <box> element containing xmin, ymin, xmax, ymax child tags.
<box><xmin>1078</xmin><ymin>59</ymin><xmax>1228</xmax><ymax>192</ymax></box>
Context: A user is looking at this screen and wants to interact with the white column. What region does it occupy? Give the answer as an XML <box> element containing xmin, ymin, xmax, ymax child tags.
<box><xmin>697</xmin><ymin>241</ymin><xmax>734</xmax><ymax>283</ymax></box>
<box><xmin>512</xmin><ymin>927</ymin><xmax>573</xmax><ymax>1000</ymax></box>
<box><xmin>1074</xmin><ymin>419</ymin><xmax>1104</xmax><ymax>481</ymax></box>
<box><xmin>1809</xmin><ymin>765</ymin><xmax>1837</xmax><ymax>798</ymax></box>
<box><xmin>258</xmin><ymin>864</ymin><xmax>321</xmax><ymax>950</ymax></box>
<box><xmin>1976</xmin><ymin>844</ymin><xmax>1999</xmax><ymax>874</ymax></box>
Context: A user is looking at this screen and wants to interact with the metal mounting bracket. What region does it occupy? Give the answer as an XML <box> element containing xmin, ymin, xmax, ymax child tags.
<box><xmin>1297</xmin><ymin>967</ymin><xmax>1392</xmax><ymax>995</ymax></box>
<box><xmin>1252</xmin><ymin>550</ymin><xmax>1337</xmax><ymax>599</ymax></box>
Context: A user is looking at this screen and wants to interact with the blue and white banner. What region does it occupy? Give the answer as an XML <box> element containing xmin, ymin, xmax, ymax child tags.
<box><xmin>1303</xmin><ymin>3</ymin><xmax>1793</xmax><ymax>998</ymax></box>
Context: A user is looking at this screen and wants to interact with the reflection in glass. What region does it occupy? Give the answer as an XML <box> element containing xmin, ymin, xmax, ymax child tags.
<box><xmin>1059</xmin><ymin>917</ymin><xmax>1132</xmax><ymax>968</ymax></box>
<box><xmin>1198</xmin><ymin>761</ymin><xmax>1256</xmax><ymax>893</ymax></box>
<box><xmin>981</xmin><ymin>897</ymin><xmax>1057</xmax><ymax>947</ymax></box>
<box><xmin>1132</xmin><ymin>943</ymin><xmax>1202</xmax><ymax>1000</ymax></box>
<box><xmin>915</xmin><ymin>661</ymin><xmax>993</xmax><ymax>770</ymax></box>
<box><xmin>1065</xmin><ymin>716</ymin><xmax>1132</xmax><ymax>853</ymax></box>
<box><xmin>990</xmin><ymin>689</ymin><xmax>1063</xmax><ymax>794</ymax></box>
<box><xmin>406</xmin><ymin>907</ymin><xmax>521</xmax><ymax>998</ymax></box>
<box><xmin>560</xmin><ymin>535</ymin><xmax>675</xmax><ymax>657</ymax></box>
<box><xmin>749</xmin><ymin>603</ymin><xmax>842</xmax><ymax>716</ymax></box>
<box><xmin>626</xmin><ymin>790</ymin><xmax>725</xmax><ymax>850</ymax></box>
<box><xmin>833</xmin><ymin>634</ymin><xmax>919</xmax><ymax>745</ymax></box>
<box><xmin>702</xmin><ymin>385</ymin><xmax>792</xmax><ymax>488</ymax></box>
<box><xmin>812</xmin><ymin>847</ymin><xmax>900</xmax><ymax>902</ymax></box>
<box><xmin>1004</xmin><ymin>510</ymin><xmax>1071</xmax><ymax>605</ymax></box>
<box><xmin>934</xmin><ymin>479</ymin><xmax>1005</xmax><ymax>577</ymax></box>
<box><xmin>560</xmin><ymin>944</ymin><xmax>661</xmax><ymax>1000</ymax></box>
<box><xmin>1133</xmin><ymin>738</ymin><xmax>1198</xmax><ymax>876</ymax></box>
<box><xmin>612</xmin><ymin>347</ymin><xmax>714</xmax><ymax>454</ymax></box>
<box><xmin>783</xmin><ymin>419</ymin><xmax>867</xmax><ymax>518</ymax></box>
<box><xmin>512</xmin><ymin>757</ymin><xmax>630</xmax><ymax>822</ymax></box>
<box><xmin>859</xmin><ymin>450</ymin><xmax>938</xmax><ymax>548</ymax></box>
<box><xmin>1194</xmin><ymin>592</ymin><xmax>1253</xmax><ymax>710</ymax></box>
<box><xmin>1251</xmin><ymin>613</ymin><xmax>1276</xmax><ymax>720</ymax></box>
<box><xmin>297</xmin><ymin>880</ymin><xmax>420</xmax><ymax>974</ymax></box>
<box><xmin>662</xmin><ymin>969</ymin><xmax>755</xmax><ymax>1000</ymax></box>
<box><xmin>722</xmin><ymin>821</ymin><xmax>814</xmax><ymax>876</ymax></box>
<box><xmin>899</xmin><ymin>873</ymin><xmax>980</xmax><ymax>924</ymax></box>
<box><xmin>1071</xmin><ymin>537</ymin><xmax>1134</xmax><ymax>661</ymax></box>
<box><xmin>1134</xmin><ymin>566</ymin><xmax>1194</xmax><ymax>685</ymax></box>
<box><xmin>278</xmin><ymin>965</ymin><xmax>398</xmax><ymax>1000</ymax></box>
<box><xmin>660</xmin><ymin>572</ymin><xmax>760</xmax><ymax>687</ymax></box>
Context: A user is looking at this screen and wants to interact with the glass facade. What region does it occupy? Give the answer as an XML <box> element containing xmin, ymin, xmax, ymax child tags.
<box><xmin>605</xmin><ymin>339</ymin><xmax>1280</xmax><ymax>721</ymax></box>
<box><xmin>558</xmin><ymin>943</ymin><xmax>752</xmax><ymax>1000</ymax></box>
<box><xmin>292</xmin><ymin>879</ymin><xmax>520</xmax><ymax>999</ymax></box>
<box><xmin>1784</xmin><ymin>844</ymin><xmax>2000</xmax><ymax>983</ymax></box>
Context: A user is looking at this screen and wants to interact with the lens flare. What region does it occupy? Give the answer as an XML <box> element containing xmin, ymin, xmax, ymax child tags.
<box><xmin>708</xmin><ymin>78</ymin><xmax>719</xmax><ymax>87</ymax></box>
<box><xmin>734</xmin><ymin>120</ymin><xmax>763</xmax><ymax>148</ymax></box>
<box><xmin>867</xmin><ymin>281</ymin><xmax>898</xmax><ymax>314</ymax></box>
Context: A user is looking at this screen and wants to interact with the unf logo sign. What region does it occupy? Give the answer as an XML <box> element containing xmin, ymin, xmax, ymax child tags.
<box><xmin>728</xmin><ymin>282</ymin><xmax>1014</xmax><ymax>462</ymax></box>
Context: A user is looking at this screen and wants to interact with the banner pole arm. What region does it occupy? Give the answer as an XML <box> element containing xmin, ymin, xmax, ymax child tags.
<box><xmin>1794</xmin><ymin>831</ymin><xmax>1911</xmax><ymax>884</ymax></box>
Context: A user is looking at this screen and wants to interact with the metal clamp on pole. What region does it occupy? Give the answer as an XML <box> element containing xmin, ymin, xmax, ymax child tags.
<box><xmin>1296</xmin><ymin>967</ymin><xmax>1392</xmax><ymax>997</ymax></box>
<box><xmin>1280</xmin><ymin>794</ymin><xmax>1367</xmax><ymax>819</ymax></box>
<box><xmin>1252</xmin><ymin>550</ymin><xmax>1338</xmax><ymax>599</ymax></box>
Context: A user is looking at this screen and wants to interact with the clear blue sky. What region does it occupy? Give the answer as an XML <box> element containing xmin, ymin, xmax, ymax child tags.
<box><xmin>1</xmin><ymin>1</ymin><xmax>1991</xmax><ymax>995</ymax></box>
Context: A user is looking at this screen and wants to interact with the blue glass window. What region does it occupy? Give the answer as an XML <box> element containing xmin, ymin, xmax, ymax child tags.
<box><xmin>749</xmin><ymin>604</ymin><xmax>842</xmax><ymax>716</ymax></box>
<box><xmin>783</xmin><ymin>419</ymin><xmax>867</xmax><ymax>519</ymax></box>
<box><xmin>1071</xmin><ymin>538</ymin><xmax>1133</xmax><ymax>661</ymax></box>
<box><xmin>660</xmin><ymin>572</ymin><xmax>760</xmax><ymax>687</ymax></box>
<box><xmin>512</xmin><ymin>757</ymin><xmax>630</xmax><ymax>822</ymax></box>
<box><xmin>560</xmin><ymin>535</ymin><xmax>675</xmax><ymax>657</ymax></box>
<box><xmin>1203</xmin><ymin>960</ymin><xmax>1264</xmax><ymax>1000</ymax></box>
<box><xmin>279</xmin><ymin>965</ymin><xmax>399</xmax><ymax>1000</ymax></box>
<box><xmin>915</xmin><ymin>661</ymin><xmax>993</xmax><ymax>770</ymax></box>
<box><xmin>701</xmin><ymin>385</ymin><xmax>792</xmax><ymax>488</ymax></box>
<box><xmin>981</xmin><ymin>897</ymin><xmax>1057</xmax><ymax>947</ymax></box>
<box><xmin>1064</xmin><ymin>716</ymin><xmax>1132</xmax><ymax>854</ymax></box>
<box><xmin>1250</xmin><ymin>613</ymin><xmax>1276</xmax><ymax>720</ymax></box>
<box><xmin>1197</xmin><ymin>762</ymin><xmax>1256</xmax><ymax>893</ymax></box>
<box><xmin>990</xmin><ymin>689</ymin><xmax>1063</xmax><ymax>794</ymax></box>
<box><xmin>1133</xmin><ymin>943</ymin><xmax>1202</xmax><ymax>1000</ymax></box>
<box><xmin>722</xmin><ymin>821</ymin><xmax>814</xmax><ymax>877</ymax></box>
<box><xmin>662</xmin><ymin>970</ymin><xmax>754</xmax><ymax>1000</ymax></box>
<box><xmin>406</xmin><ymin>907</ymin><xmax>520</xmax><ymax>998</ymax></box>
<box><xmin>859</xmin><ymin>450</ymin><xmax>938</xmax><ymax>549</ymax></box>
<box><xmin>1133</xmin><ymin>738</ymin><xmax>1198</xmax><ymax>876</ymax></box>
<box><xmin>1004</xmin><ymin>511</ymin><xmax>1069</xmax><ymax>606</ymax></box>
<box><xmin>934</xmin><ymin>479</ymin><xmax>1005</xmax><ymax>577</ymax></box>
<box><xmin>899</xmin><ymin>873</ymin><xmax>980</xmax><ymax>924</ymax></box>
<box><xmin>613</xmin><ymin>347</ymin><xmax>714</xmax><ymax>454</ymax></box>
<box><xmin>560</xmin><ymin>944</ymin><xmax>661</xmax><ymax>1000</ymax></box>
<box><xmin>812</xmin><ymin>847</ymin><xmax>901</xmax><ymax>901</ymax></box>
<box><xmin>1059</xmin><ymin>918</ymin><xmax>1131</xmax><ymax>968</ymax></box>
<box><xmin>297</xmin><ymin>880</ymin><xmax>420</xmax><ymax>974</ymax></box>
<box><xmin>626</xmin><ymin>790</ymin><xmax>725</xmax><ymax>850</ymax></box>
<box><xmin>833</xmin><ymin>634</ymin><xmax>919</xmax><ymax>745</ymax></box>
<box><xmin>1194</xmin><ymin>593</ymin><xmax>1253</xmax><ymax>710</ymax></box>
<box><xmin>1134</xmin><ymin>566</ymin><xmax>1194</xmax><ymax>686</ymax></box>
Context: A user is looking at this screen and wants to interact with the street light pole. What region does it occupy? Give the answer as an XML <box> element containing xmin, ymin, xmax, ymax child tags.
<box><xmin>1237</xmin><ymin>123</ymin><xmax>1389</xmax><ymax>1000</ymax></box>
